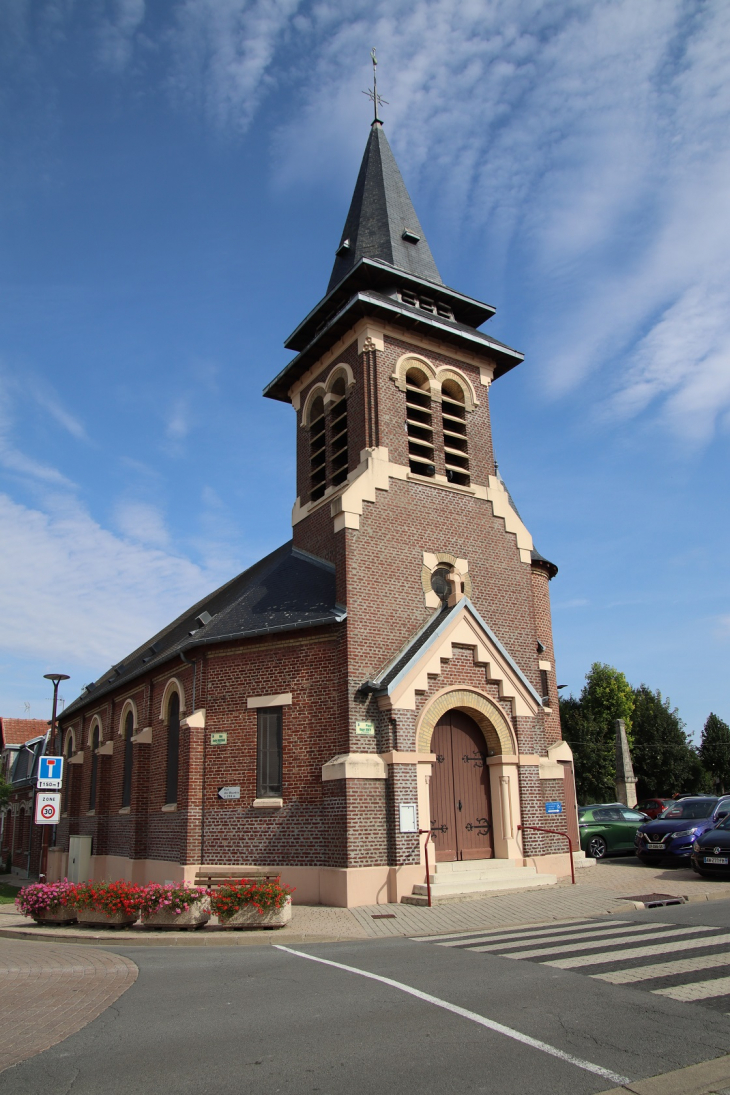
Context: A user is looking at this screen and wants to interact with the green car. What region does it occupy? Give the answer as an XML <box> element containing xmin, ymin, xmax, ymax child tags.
<box><xmin>578</xmin><ymin>805</ymin><xmax>649</xmax><ymax>859</ymax></box>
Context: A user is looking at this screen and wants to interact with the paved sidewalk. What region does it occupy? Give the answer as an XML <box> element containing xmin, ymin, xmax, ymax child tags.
<box><xmin>0</xmin><ymin>941</ymin><xmax>137</xmax><ymax>1073</ymax></box>
<box><xmin>2</xmin><ymin>859</ymin><xmax>729</xmax><ymax>946</ymax></box>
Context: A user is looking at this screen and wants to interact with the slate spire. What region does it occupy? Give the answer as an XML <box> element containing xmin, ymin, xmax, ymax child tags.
<box><xmin>327</xmin><ymin>122</ymin><xmax>443</xmax><ymax>292</ymax></box>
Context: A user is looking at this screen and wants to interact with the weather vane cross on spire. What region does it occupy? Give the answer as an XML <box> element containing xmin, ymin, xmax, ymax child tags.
<box><xmin>363</xmin><ymin>47</ymin><xmax>388</xmax><ymax>124</ymax></box>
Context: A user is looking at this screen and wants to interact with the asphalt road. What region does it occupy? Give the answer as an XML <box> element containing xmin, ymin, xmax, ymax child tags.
<box><xmin>3</xmin><ymin>901</ymin><xmax>730</xmax><ymax>1095</ymax></box>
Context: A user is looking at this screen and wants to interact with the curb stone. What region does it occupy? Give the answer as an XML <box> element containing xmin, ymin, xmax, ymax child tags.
<box><xmin>594</xmin><ymin>1053</ymin><xmax>730</xmax><ymax>1095</ymax></box>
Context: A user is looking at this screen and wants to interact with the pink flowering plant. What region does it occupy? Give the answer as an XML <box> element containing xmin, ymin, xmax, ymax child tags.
<box><xmin>16</xmin><ymin>879</ymin><xmax>76</xmax><ymax>918</ymax></box>
<box><xmin>139</xmin><ymin>882</ymin><xmax>208</xmax><ymax>919</ymax></box>
<box><xmin>208</xmin><ymin>878</ymin><xmax>294</xmax><ymax>920</ymax></box>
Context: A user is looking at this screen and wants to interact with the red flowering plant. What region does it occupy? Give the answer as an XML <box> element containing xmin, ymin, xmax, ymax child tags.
<box><xmin>208</xmin><ymin>878</ymin><xmax>294</xmax><ymax>920</ymax></box>
<box><xmin>16</xmin><ymin>879</ymin><xmax>76</xmax><ymax>918</ymax></box>
<box><xmin>65</xmin><ymin>880</ymin><xmax>143</xmax><ymax>918</ymax></box>
<box><xmin>139</xmin><ymin>882</ymin><xmax>208</xmax><ymax>919</ymax></box>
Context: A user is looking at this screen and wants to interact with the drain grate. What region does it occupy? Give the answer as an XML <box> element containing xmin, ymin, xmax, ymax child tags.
<box><xmin>623</xmin><ymin>893</ymin><xmax>686</xmax><ymax>908</ymax></box>
<box><xmin>371</xmin><ymin>913</ymin><xmax>397</xmax><ymax>919</ymax></box>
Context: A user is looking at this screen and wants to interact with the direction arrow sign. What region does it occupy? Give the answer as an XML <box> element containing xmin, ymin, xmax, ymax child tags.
<box><xmin>35</xmin><ymin>793</ymin><xmax>61</xmax><ymax>825</ymax></box>
<box><xmin>37</xmin><ymin>755</ymin><xmax>64</xmax><ymax>790</ymax></box>
<box><xmin>217</xmin><ymin>786</ymin><xmax>241</xmax><ymax>800</ymax></box>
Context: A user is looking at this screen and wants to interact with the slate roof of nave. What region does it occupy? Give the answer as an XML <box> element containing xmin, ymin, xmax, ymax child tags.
<box><xmin>62</xmin><ymin>542</ymin><xmax>345</xmax><ymax>719</ymax></box>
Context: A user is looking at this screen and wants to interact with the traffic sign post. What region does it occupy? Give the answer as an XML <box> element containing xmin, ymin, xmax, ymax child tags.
<box><xmin>35</xmin><ymin>793</ymin><xmax>61</xmax><ymax>826</ymax></box>
<box><xmin>37</xmin><ymin>756</ymin><xmax>64</xmax><ymax>790</ymax></box>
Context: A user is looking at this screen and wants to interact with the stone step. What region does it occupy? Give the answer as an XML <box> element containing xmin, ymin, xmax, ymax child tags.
<box><xmin>431</xmin><ymin>858</ymin><xmax>520</xmax><ymax>874</ymax></box>
<box><xmin>428</xmin><ymin>866</ymin><xmax>540</xmax><ymax>885</ymax></box>
<box><xmin>403</xmin><ymin>872</ymin><xmax>558</xmax><ymax>905</ymax></box>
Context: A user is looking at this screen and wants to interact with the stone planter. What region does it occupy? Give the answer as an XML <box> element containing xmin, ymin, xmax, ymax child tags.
<box><xmin>75</xmin><ymin>908</ymin><xmax>139</xmax><ymax>929</ymax></box>
<box><xmin>141</xmin><ymin>900</ymin><xmax>210</xmax><ymax>931</ymax></box>
<box><xmin>218</xmin><ymin>896</ymin><xmax>292</xmax><ymax>930</ymax></box>
<box><xmin>32</xmin><ymin>906</ymin><xmax>78</xmax><ymax>926</ymax></box>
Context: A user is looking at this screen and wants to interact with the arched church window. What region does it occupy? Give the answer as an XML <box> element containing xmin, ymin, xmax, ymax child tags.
<box><xmin>441</xmin><ymin>380</ymin><xmax>470</xmax><ymax>486</ymax></box>
<box><xmin>309</xmin><ymin>396</ymin><xmax>326</xmax><ymax>501</ymax></box>
<box><xmin>89</xmin><ymin>726</ymin><xmax>99</xmax><ymax>810</ymax></box>
<box><xmin>121</xmin><ymin>711</ymin><xmax>134</xmax><ymax>808</ymax></box>
<box><xmin>165</xmin><ymin>690</ymin><xmax>180</xmax><ymax>806</ymax></box>
<box><xmin>63</xmin><ymin>733</ymin><xmax>74</xmax><ymax>813</ymax></box>
<box><xmin>405</xmin><ymin>368</ymin><xmax>435</xmax><ymax>476</ymax></box>
<box><xmin>329</xmin><ymin>376</ymin><xmax>349</xmax><ymax>487</ymax></box>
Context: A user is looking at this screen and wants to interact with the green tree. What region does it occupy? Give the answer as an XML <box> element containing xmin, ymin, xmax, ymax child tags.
<box><xmin>632</xmin><ymin>686</ymin><xmax>709</xmax><ymax>797</ymax></box>
<box><xmin>580</xmin><ymin>663</ymin><xmax>635</xmax><ymax>745</ymax></box>
<box><xmin>0</xmin><ymin>775</ymin><xmax>11</xmax><ymax>808</ymax></box>
<box><xmin>699</xmin><ymin>713</ymin><xmax>730</xmax><ymax>794</ymax></box>
<box><xmin>559</xmin><ymin>696</ymin><xmax>615</xmax><ymax>805</ymax></box>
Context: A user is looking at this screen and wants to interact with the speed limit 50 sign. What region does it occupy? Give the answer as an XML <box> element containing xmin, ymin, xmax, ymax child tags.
<box><xmin>34</xmin><ymin>793</ymin><xmax>61</xmax><ymax>825</ymax></box>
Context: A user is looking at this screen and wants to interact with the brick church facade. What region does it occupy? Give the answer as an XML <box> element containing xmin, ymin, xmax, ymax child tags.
<box><xmin>48</xmin><ymin>119</ymin><xmax>581</xmax><ymax>906</ymax></box>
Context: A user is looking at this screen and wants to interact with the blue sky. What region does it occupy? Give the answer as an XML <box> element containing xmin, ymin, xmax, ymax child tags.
<box><xmin>1</xmin><ymin>0</ymin><xmax>728</xmax><ymax>742</ymax></box>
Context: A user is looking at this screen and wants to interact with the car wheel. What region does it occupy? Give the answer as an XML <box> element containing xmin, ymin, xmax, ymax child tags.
<box><xmin>587</xmin><ymin>835</ymin><xmax>608</xmax><ymax>859</ymax></box>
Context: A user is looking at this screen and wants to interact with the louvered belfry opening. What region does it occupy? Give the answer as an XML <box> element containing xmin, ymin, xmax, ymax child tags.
<box><xmin>309</xmin><ymin>395</ymin><xmax>326</xmax><ymax>501</ymax></box>
<box><xmin>441</xmin><ymin>380</ymin><xmax>470</xmax><ymax>486</ymax></box>
<box><xmin>405</xmin><ymin>367</ymin><xmax>435</xmax><ymax>476</ymax></box>
<box><xmin>329</xmin><ymin>376</ymin><xmax>349</xmax><ymax>487</ymax></box>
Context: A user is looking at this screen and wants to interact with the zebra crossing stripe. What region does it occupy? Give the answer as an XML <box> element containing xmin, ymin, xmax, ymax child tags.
<box><xmin>546</xmin><ymin>931</ymin><xmax>730</xmax><ymax>969</ymax></box>
<box><xmin>466</xmin><ymin>922</ymin><xmax>663</xmax><ymax>952</ymax></box>
<box><xmin>652</xmin><ymin>975</ymin><xmax>730</xmax><ymax>1002</ymax></box>
<box><xmin>492</xmin><ymin>925</ymin><xmax>718</xmax><ymax>960</ymax></box>
<box><xmin>593</xmin><ymin>951</ymin><xmax>730</xmax><ymax>984</ymax></box>
<box><xmin>413</xmin><ymin>919</ymin><xmax>598</xmax><ymax>944</ymax></box>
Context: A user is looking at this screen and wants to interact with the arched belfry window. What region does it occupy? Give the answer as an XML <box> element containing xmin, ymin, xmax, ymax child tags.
<box><xmin>329</xmin><ymin>376</ymin><xmax>349</xmax><ymax>487</ymax></box>
<box><xmin>441</xmin><ymin>380</ymin><xmax>470</xmax><ymax>486</ymax></box>
<box><xmin>405</xmin><ymin>368</ymin><xmax>435</xmax><ymax>476</ymax></box>
<box><xmin>309</xmin><ymin>396</ymin><xmax>326</xmax><ymax>501</ymax></box>
<box><xmin>89</xmin><ymin>726</ymin><xmax>99</xmax><ymax>810</ymax></box>
<box><xmin>121</xmin><ymin>711</ymin><xmax>134</xmax><ymax>808</ymax></box>
<box><xmin>165</xmin><ymin>690</ymin><xmax>180</xmax><ymax>806</ymax></box>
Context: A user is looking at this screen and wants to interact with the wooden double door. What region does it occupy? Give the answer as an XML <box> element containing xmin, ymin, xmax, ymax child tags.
<box><xmin>430</xmin><ymin>710</ymin><xmax>494</xmax><ymax>862</ymax></box>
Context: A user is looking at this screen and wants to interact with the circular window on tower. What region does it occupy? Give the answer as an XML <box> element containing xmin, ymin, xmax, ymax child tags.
<box><xmin>430</xmin><ymin>566</ymin><xmax>453</xmax><ymax>603</ymax></box>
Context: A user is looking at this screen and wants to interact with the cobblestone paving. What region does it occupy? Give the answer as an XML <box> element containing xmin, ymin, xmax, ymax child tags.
<box><xmin>0</xmin><ymin>941</ymin><xmax>138</xmax><ymax>1073</ymax></box>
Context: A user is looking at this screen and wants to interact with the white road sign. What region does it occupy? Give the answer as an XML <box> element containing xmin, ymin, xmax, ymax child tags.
<box><xmin>37</xmin><ymin>755</ymin><xmax>64</xmax><ymax>790</ymax></box>
<box><xmin>217</xmin><ymin>786</ymin><xmax>241</xmax><ymax>800</ymax></box>
<box><xmin>35</xmin><ymin>793</ymin><xmax>61</xmax><ymax>825</ymax></box>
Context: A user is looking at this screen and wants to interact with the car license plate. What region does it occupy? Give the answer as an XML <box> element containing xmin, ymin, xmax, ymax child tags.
<box><xmin>646</xmin><ymin>842</ymin><xmax>664</xmax><ymax>850</ymax></box>
<box><xmin>704</xmin><ymin>856</ymin><xmax>729</xmax><ymax>865</ymax></box>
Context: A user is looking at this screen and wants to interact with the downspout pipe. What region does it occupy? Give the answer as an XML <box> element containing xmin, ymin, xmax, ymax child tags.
<box><xmin>179</xmin><ymin>649</ymin><xmax>196</xmax><ymax>712</ymax></box>
<box><xmin>179</xmin><ymin>648</ymin><xmax>205</xmax><ymax>866</ymax></box>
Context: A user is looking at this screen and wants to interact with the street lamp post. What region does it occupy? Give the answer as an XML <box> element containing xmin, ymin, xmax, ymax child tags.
<box><xmin>41</xmin><ymin>673</ymin><xmax>69</xmax><ymax>878</ymax></box>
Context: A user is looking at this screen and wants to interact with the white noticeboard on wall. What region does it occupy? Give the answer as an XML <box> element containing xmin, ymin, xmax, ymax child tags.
<box><xmin>399</xmin><ymin>804</ymin><xmax>418</xmax><ymax>833</ymax></box>
<box><xmin>34</xmin><ymin>793</ymin><xmax>61</xmax><ymax>825</ymax></box>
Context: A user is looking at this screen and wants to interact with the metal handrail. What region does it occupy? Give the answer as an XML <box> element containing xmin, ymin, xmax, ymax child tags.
<box><xmin>418</xmin><ymin>829</ymin><xmax>434</xmax><ymax>907</ymax></box>
<box><xmin>518</xmin><ymin>823</ymin><xmax>576</xmax><ymax>885</ymax></box>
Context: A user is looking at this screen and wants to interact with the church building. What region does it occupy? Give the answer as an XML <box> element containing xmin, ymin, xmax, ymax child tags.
<box><xmin>50</xmin><ymin>115</ymin><xmax>582</xmax><ymax>906</ymax></box>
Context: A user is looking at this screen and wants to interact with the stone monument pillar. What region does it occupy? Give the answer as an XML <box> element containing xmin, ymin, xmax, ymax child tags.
<box><xmin>615</xmin><ymin>718</ymin><xmax>637</xmax><ymax>808</ymax></box>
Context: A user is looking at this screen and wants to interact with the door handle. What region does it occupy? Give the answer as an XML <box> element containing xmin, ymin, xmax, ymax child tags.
<box><xmin>458</xmin><ymin>800</ymin><xmax>462</xmax><ymax>811</ymax></box>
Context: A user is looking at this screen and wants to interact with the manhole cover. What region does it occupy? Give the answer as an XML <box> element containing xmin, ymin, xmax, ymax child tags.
<box><xmin>623</xmin><ymin>893</ymin><xmax>686</xmax><ymax>907</ymax></box>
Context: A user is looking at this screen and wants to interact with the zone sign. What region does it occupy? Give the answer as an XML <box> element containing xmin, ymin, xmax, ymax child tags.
<box><xmin>37</xmin><ymin>755</ymin><xmax>64</xmax><ymax>790</ymax></box>
<box><xmin>35</xmin><ymin>793</ymin><xmax>61</xmax><ymax>825</ymax></box>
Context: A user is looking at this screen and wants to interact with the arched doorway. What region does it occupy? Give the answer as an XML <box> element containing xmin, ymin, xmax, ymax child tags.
<box><xmin>430</xmin><ymin>710</ymin><xmax>493</xmax><ymax>861</ymax></box>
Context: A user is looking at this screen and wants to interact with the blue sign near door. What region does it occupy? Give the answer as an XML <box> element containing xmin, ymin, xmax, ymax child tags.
<box><xmin>545</xmin><ymin>801</ymin><xmax>563</xmax><ymax>815</ymax></box>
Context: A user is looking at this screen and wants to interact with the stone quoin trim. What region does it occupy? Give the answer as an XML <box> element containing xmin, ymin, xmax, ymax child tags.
<box><xmin>246</xmin><ymin>693</ymin><xmax>293</xmax><ymax>709</ymax></box>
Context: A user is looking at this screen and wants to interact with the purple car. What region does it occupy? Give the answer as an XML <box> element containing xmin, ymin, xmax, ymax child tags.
<box><xmin>635</xmin><ymin>796</ymin><xmax>730</xmax><ymax>864</ymax></box>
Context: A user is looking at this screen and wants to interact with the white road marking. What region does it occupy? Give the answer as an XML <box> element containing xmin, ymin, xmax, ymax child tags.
<box><xmin>546</xmin><ymin>932</ymin><xmax>730</xmax><ymax>969</ymax></box>
<box><xmin>466</xmin><ymin>922</ymin><xmax>663</xmax><ymax>952</ymax></box>
<box><xmin>412</xmin><ymin>919</ymin><xmax>598</xmax><ymax>943</ymax></box>
<box><xmin>494</xmin><ymin>925</ymin><xmax>717</xmax><ymax>960</ymax></box>
<box><xmin>274</xmin><ymin>945</ymin><xmax>631</xmax><ymax>1086</ymax></box>
<box><xmin>435</xmin><ymin>921</ymin><xmax>635</xmax><ymax>947</ymax></box>
<box><xmin>652</xmin><ymin>975</ymin><xmax>730</xmax><ymax>1002</ymax></box>
<box><xmin>594</xmin><ymin>952</ymin><xmax>730</xmax><ymax>984</ymax></box>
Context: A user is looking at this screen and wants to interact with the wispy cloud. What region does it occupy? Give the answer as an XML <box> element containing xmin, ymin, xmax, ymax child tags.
<box><xmin>0</xmin><ymin>491</ymin><xmax>219</xmax><ymax>666</ymax></box>
<box><xmin>166</xmin><ymin>0</ymin><xmax>300</xmax><ymax>133</ymax></box>
<box><xmin>0</xmin><ymin>370</ymin><xmax>77</xmax><ymax>488</ymax></box>
<box><xmin>114</xmin><ymin>499</ymin><xmax>171</xmax><ymax>548</ymax></box>
<box><xmin>95</xmin><ymin>0</ymin><xmax>147</xmax><ymax>74</ymax></box>
<box><xmin>165</xmin><ymin>394</ymin><xmax>190</xmax><ymax>443</ymax></box>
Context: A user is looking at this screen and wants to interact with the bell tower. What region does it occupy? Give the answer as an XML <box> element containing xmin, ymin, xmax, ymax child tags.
<box><xmin>264</xmin><ymin>114</ymin><xmax>567</xmax><ymax>888</ymax></box>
